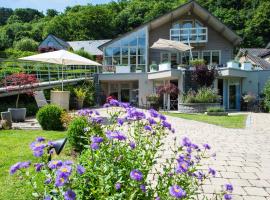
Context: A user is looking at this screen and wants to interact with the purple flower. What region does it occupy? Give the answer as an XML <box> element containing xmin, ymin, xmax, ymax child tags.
<box><xmin>182</xmin><ymin>137</ymin><xmax>192</xmax><ymax>147</ymax></box>
<box><xmin>144</xmin><ymin>125</ymin><xmax>152</xmax><ymax>131</ymax></box>
<box><xmin>33</xmin><ymin>150</ymin><xmax>44</xmax><ymax>157</ymax></box>
<box><xmin>44</xmin><ymin>178</ymin><xmax>51</xmax><ymax>184</ymax></box>
<box><xmin>64</xmin><ymin>189</ymin><xmax>76</xmax><ymax>200</ymax></box>
<box><xmin>77</xmin><ymin>165</ymin><xmax>85</xmax><ymax>175</ymax></box>
<box><xmin>208</xmin><ymin>168</ymin><xmax>216</xmax><ymax>177</ymax></box>
<box><xmin>203</xmin><ymin>143</ymin><xmax>211</xmax><ymax>150</ymax></box>
<box><xmin>161</xmin><ymin>120</ymin><xmax>171</xmax><ymax>130</ymax></box>
<box><xmin>44</xmin><ymin>196</ymin><xmax>51</xmax><ymax>200</ymax></box>
<box><xmin>225</xmin><ymin>184</ymin><xmax>233</xmax><ymax>192</ymax></box>
<box><xmin>95</xmin><ymin>110</ymin><xmax>100</xmax><ymax>115</ymax></box>
<box><xmin>109</xmin><ymin>99</ymin><xmax>120</xmax><ymax>106</ymax></box>
<box><xmin>91</xmin><ymin>142</ymin><xmax>99</xmax><ymax>150</ymax></box>
<box><xmin>103</xmin><ymin>103</ymin><xmax>110</xmax><ymax>108</ymax></box>
<box><xmin>34</xmin><ymin>163</ymin><xmax>44</xmax><ymax>172</ymax></box>
<box><xmin>176</xmin><ymin>160</ymin><xmax>190</xmax><ymax>174</ymax></box>
<box><xmin>30</xmin><ymin>142</ymin><xmax>46</xmax><ymax>151</ymax></box>
<box><xmin>90</xmin><ymin>117</ymin><xmax>103</xmax><ymax>124</ymax></box>
<box><xmin>171</xmin><ymin>128</ymin><xmax>175</xmax><ymax>133</ymax></box>
<box><xmin>224</xmin><ymin>194</ymin><xmax>232</xmax><ymax>200</ymax></box>
<box><xmin>117</xmin><ymin>118</ymin><xmax>124</xmax><ymax>126</ymax></box>
<box><xmin>48</xmin><ymin>160</ymin><xmax>63</xmax><ymax>169</ymax></box>
<box><xmin>106</xmin><ymin>130</ymin><xmax>127</xmax><ymax>141</ymax></box>
<box><xmin>63</xmin><ymin>160</ymin><xmax>73</xmax><ymax>165</ymax></box>
<box><xmin>155</xmin><ymin>197</ymin><xmax>160</xmax><ymax>200</ymax></box>
<box><xmin>130</xmin><ymin>169</ymin><xmax>143</xmax><ymax>181</ymax></box>
<box><xmin>115</xmin><ymin>182</ymin><xmax>121</xmax><ymax>190</ymax></box>
<box><xmin>36</xmin><ymin>137</ymin><xmax>45</xmax><ymax>142</ymax></box>
<box><xmin>147</xmin><ymin>117</ymin><xmax>157</xmax><ymax>125</ymax></box>
<box><xmin>55</xmin><ymin>174</ymin><xmax>68</xmax><ymax>187</ymax></box>
<box><xmin>129</xmin><ymin>141</ymin><xmax>136</xmax><ymax>150</ymax></box>
<box><xmin>10</xmin><ymin>162</ymin><xmax>21</xmax><ymax>175</ymax></box>
<box><xmin>120</xmin><ymin>102</ymin><xmax>130</xmax><ymax>108</ymax></box>
<box><xmin>149</xmin><ymin>109</ymin><xmax>159</xmax><ymax>118</ymax></box>
<box><xmin>20</xmin><ymin>161</ymin><xmax>31</xmax><ymax>169</ymax></box>
<box><xmin>159</xmin><ymin>114</ymin><xmax>166</xmax><ymax>121</ymax></box>
<box><xmin>57</xmin><ymin>165</ymin><xmax>72</xmax><ymax>176</ymax></box>
<box><xmin>91</xmin><ymin>136</ymin><xmax>103</xmax><ymax>143</ymax></box>
<box><xmin>126</xmin><ymin>108</ymin><xmax>146</xmax><ymax>120</ymax></box>
<box><xmin>140</xmin><ymin>184</ymin><xmax>146</xmax><ymax>192</ymax></box>
<box><xmin>169</xmin><ymin>185</ymin><xmax>186</xmax><ymax>198</ymax></box>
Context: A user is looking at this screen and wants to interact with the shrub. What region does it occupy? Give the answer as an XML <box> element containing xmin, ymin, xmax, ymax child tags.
<box><xmin>36</xmin><ymin>104</ymin><xmax>64</xmax><ymax>130</ymax></box>
<box><xmin>183</xmin><ymin>87</ymin><xmax>220</xmax><ymax>103</ymax></box>
<box><xmin>207</xmin><ymin>107</ymin><xmax>225</xmax><ymax>112</ymax></box>
<box><xmin>263</xmin><ymin>80</ymin><xmax>270</xmax><ymax>112</ymax></box>
<box><xmin>13</xmin><ymin>37</ymin><xmax>38</xmax><ymax>52</ymax></box>
<box><xmin>67</xmin><ymin>116</ymin><xmax>88</xmax><ymax>152</ymax></box>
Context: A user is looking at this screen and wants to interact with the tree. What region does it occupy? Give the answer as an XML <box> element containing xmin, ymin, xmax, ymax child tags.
<box><xmin>13</xmin><ymin>37</ymin><xmax>38</xmax><ymax>52</ymax></box>
<box><xmin>46</xmin><ymin>9</ymin><xmax>58</xmax><ymax>18</ymax></box>
<box><xmin>13</xmin><ymin>8</ymin><xmax>44</xmax><ymax>22</ymax></box>
<box><xmin>263</xmin><ymin>80</ymin><xmax>270</xmax><ymax>112</ymax></box>
<box><xmin>0</xmin><ymin>7</ymin><xmax>13</xmax><ymax>25</ymax></box>
<box><xmin>74</xmin><ymin>49</ymin><xmax>94</xmax><ymax>60</ymax></box>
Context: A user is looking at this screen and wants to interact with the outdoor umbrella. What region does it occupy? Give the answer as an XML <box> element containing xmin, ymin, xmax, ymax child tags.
<box><xmin>19</xmin><ymin>50</ymin><xmax>102</xmax><ymax>90</ymax></box>
<box><xmin>150</xmin><ymin>38</ymin><xmax>193</xmax><ymax>52</ymax></box>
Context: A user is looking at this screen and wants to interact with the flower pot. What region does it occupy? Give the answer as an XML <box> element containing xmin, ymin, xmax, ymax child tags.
<box><xmin>8</xmin><ymin>108</ymin><xmax>26</xmax><ymax>122</ymax></box>
<box><xmin>51</xmin><ymin>91</ymin><xmax>70</xmax><ymax>111</ymax></box>
<box><xmin>77</xmin><ymin>99</ymin><xmax>84</xmax><ymax>109</ymax></box>
<box><xmin>1</xmin><ymin>111</ymin><xmax>12</xmax><ymax>128</ymax></box>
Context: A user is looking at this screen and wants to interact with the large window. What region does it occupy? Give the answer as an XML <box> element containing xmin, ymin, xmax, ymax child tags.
<box><xmin>103</xmin><ymin>27</ymin><xmax>147</xmax><ymax>72</ymax></box>
<box><xmin>202</xmin><ymin>50</ymin><xmax>221</xmax><ymax>65</ymax></box>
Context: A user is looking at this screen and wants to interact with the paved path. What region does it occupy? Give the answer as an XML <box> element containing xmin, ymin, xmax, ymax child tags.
<box><xmin>162</xmin><ymin>113</ymin><xmax>270</xmax><ymax>200</ymax></box>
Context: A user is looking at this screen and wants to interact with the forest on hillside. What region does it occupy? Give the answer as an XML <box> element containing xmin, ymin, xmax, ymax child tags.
<box><xmin>0</xmin><ymin>0</ymin><xmax>269</xmax><ymax>58</ymax></box>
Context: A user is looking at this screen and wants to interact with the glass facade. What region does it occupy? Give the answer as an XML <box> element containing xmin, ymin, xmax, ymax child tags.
<box><xmin>103</xmin><ymin>27</ymin><xmax>147</xmax><ymax>72</ymax></box>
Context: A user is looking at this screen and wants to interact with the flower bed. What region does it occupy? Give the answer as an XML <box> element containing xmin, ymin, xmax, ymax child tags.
<box><xmin>9</xmin><ymin>100</ymin><xmax>233</xmax><ymax>200</ymax></box>
<box><xmin>179</xmin><ymin>103</ymin><xmax>220</xmax><ymax>113</ymax></box>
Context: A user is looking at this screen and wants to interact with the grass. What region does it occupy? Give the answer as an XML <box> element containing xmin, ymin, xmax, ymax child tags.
<box><xmin>0</xmin><ymin>130</ymin><xmax>70</xmax><ymax>200</ymax></box>
<box><xmin>164</xmin><ymin>112</ymin><xmax>247</xmax><ymax>129</ymax></box>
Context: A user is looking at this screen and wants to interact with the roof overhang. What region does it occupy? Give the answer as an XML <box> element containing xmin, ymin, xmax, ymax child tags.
<box><xmin>148</xmin><ymin>69</ymin><xmax>182</xmax><ymax>80</ymax></box>
<box><xmin>218</xmin><ymin>68</ymin><xmax>248</xmax><ymax>78</ymax></box>
<box><xmin>98</xmin><ymin>73</ymin><xmax>147</xmax><ymax>81</ymax></box>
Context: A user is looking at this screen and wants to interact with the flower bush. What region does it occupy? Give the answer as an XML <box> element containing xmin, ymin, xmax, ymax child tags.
<box><xmin>183</xmin><ymin>87</ymin><xmax>220</xmax><ymax>103</ymax></box>
<box><xmin>10</xmin><ymin>100</ymin><xmax>233</xmax><ymax>199</ymax></box>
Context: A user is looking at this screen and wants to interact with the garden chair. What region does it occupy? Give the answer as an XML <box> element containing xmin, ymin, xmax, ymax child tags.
<box><xmin>34</xmin><ymin>90</ymin><xmax>49</xmax><ymax>108</ymax></box>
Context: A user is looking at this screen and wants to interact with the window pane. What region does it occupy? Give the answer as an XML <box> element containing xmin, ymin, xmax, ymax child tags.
<box><xmin>113</xmin><ymin>57</ymin><xmax>120</xmax><ymax>65</ymax></box>
<box><xmin>130</xmin><ymin>48</ymin><xmax>136</xmax><ymax>56</ymax></box>
<box><xmin>138</xmin><ymin>56</ymin><xmax>145</xmax><ymax>64</ymax></box>
<box><xmin>181</xmin><ymin>53</ymin><xmax>190</xmax><ymax>65</ymax></box>
<box><xmin>202</xmin><ymin>52</ymin><xmax>211</xmax><ymax>65</ymax></box>
<box><xmin>129</xmin><ymin>38</ymin><xmax>137</xmax><ymax>46</ymax></box>
<box><xmin>138</xmin><ymin>48</ymin><xmax>145</xmax><ymax>55</ymax></box>
<box><xmin>122</xmin><ymin>47</ymin><xmax>128</xmax><ymax>56</ymax></box>
<box><xmin>161</xmin><ymin>53</ymin><xmax>169</xmax><ymax>63</ymax></box>
<box><xmin>138</xmin><ymin>38</ymin><xmax>145</xmax><ymax>47</ymax></box>
<box><xmin>105</xmin><ymin>48</ymin><xmax>113</xmax><ymax>57</ymax></box>
<box><xmin>130</xmin><ymin>56</ymin><xmax>136</xmax><ymax>64</ymax></box>
<box><xmin>113</xmin><ymin>47</ymin><xmax>120</xmax><ymax>56</ymax></box>
<box><xmin>212</xmin><ymin>51</ymin><xmax>220</xmax><ymax>65</ymax></box>
<box><xmin>137</xmin><ymin>65</ymin><xmax>145</xmax><ymax>72</ymax></box>
<box><xmin>192</xmin><ymin>52</ymin><xmax>199</xmax><ymax>59</ymax></box>
<box><xmin>171</xmin><ymin>36</ymin><xmax>180</xmax><ymax>41</ymax></box>
<box><xmin>122</xmin><ymin>57</ymin><xmax>128</xmax><ymax>65</ymax></box>
<box><xmin>105</xmin><ymin>57</ymin><xmax>112</xmax><ymax>65</ymax></box>
<box><xmin>171</xmin><ymin>53</ymin><xmax>178</xmax><ymax>67</ymax></box>
<box><xmin>172</xmin><ymin>23</ymin><xmax>180</xmax><ymax>29</ymax></box>
<box><xmin>182</xmin><ymin>21</ymin><xmax>193</xmax><ymax>29</ymax></box>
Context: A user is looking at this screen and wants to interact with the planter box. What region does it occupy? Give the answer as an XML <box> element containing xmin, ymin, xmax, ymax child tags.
<box><xmin>136</xmin><ymin>69</ymin><xmax>143</xmax><ymax>73</ymax></box>
<box><xmin>227</xmin><ymin>61</ymin><xmax>239</xmax><ymax>69</ymax></box>
<box><xmin>8</xmin><ymin>108</ymin><xmax>26</xmax><ymax>122</ymax></box>
<box><xmin>116</xmin><ymin>66</ymin><xmax>130</xmax><ymax>73</ymax></box>
<box><xmin>51</xmin><ymin>91</ymin><xmax>70</xmax><ymax>111</ymax></box>
<box><xmin>178</xmin><ymin>103</ymin><xmax>220</xmax><ymax>113</ymax></box>
<box><xmin>159</xmin><ymin>63</ymin><xmax>171</xmax><ymax>71</ymax></box>
<box><xmin>241</xmin><ymin>62</ymin><xmax>252</xmax><ymax>70</ymax></box>
<box><xmin>206</xmin><ymin>112</ymin><xmax>228</xmax><ymax>116</ymax></box>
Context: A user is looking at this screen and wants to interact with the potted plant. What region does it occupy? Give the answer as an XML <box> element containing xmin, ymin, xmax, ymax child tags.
<box><xmin>157</xmin><ymin>83</ymin><xmax>179</xmax><ymax>110</ymax></box>
<box><xmin>136</xmin><ymin>66</ymin><xmax>143</xmax><ymax>73</ymax></box>
<box><xmin>243</xmin><ymin>93</ymin><xmax>256</xmax><ymax>111</ymax></box>
<box><xmin>146</xmin><ymin>94</ymin><xmax>160</xmax><ymax>110</ymax></box>
<box><xmin>150</xmin><ymin>63</ymin><xmax>158</xmax><ymax>72</ymax></box>
<box><xmin>4</xmin><ymin>73</ymin><xmax>38</xmax><ymax>122</ymax></box>
<box><xmin>74</xmin><ymin>87</ymin><xmax>87</xmax><ymax>109</ymax></box>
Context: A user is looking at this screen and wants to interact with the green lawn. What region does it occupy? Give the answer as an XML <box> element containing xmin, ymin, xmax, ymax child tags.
<box><xmin>164</xmin><ymin>113</ymin><xmax>247</xmax><ymax>129</ymax></box>
<box><xmin>0</xmin><ymin>130</ymin><xmax>69</xmax><ymax>200</ymax></box>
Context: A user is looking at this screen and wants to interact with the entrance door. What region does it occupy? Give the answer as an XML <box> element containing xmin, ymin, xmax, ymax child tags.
<box><xmin>121</xmin><ymin>89</ymin><xmax>130</xmax><ymax>102</ymax></box>
<box><xmin>229</xmin><ymin>85</ymin><xmax>236</xmax><ymax>109</ymax></box>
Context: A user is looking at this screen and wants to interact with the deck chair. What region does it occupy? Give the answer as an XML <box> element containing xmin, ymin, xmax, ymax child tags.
<box><xmin>34</xmin><ymin>90</ymin><xmax>49</xmax><ymax>108</ymax></box>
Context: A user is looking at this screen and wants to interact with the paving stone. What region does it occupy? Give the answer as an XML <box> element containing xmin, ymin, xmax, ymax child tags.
<box><xmin>229</xmin><ymin>179</ymin><xmax>251</xmax><ymax>187</ymax></box>
<box><xmin>221</xmin><ymin>171</ymin><xmax>239</xmax><ymax>179</ymax></box>
<box><xmin>243</xmin><ymin>187</ymin><xmax>269</xmax><ymax>196</ymax></box>
<box><xmin>225</xmin><ymin>166</ymin><xmax>244</xmax><ymax>173</ymax></box>
<box><xmin>243</xmin><ymin>196</ymin><xmax>267</xmax><ymax>200</ymax></box>
<box><xmin>238</xmin><ymin>172</ymin><xmax>259</xmax><ymax>180</ymax></box>
<box><xmin>248</xmin><ymin>180</ymin><xmax>270</xmax><ymax>187</ymax></box>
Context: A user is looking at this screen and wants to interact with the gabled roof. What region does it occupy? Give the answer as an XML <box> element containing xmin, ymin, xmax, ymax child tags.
<box><xmin>68</xmin><ymin>40</ymin><xmax>110</xmax><ymax>56</ymax></box>
<box><xmin>238</xmin><ymin>48</ymin><xmax>270</xmax><ymax>70</ymax></box>
<box><xmin>39</xmin><ymin>34</ymin><xmax>71</xmax><ymax>50</ymax></box>
<box><xmin>100</xmin><ymin>0</ymin><xmax>242</xmax><ymax>49</ymax></box>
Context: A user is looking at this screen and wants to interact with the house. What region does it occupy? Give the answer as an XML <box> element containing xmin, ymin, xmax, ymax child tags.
<box><xmin>38</xmin><ymin>34</ymin><xmax>71</xmax><ymax>53</ymax></box>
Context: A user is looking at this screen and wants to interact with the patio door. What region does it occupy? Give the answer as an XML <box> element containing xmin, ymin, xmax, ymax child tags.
<box><xmin>228</xmin><ymin>84</ymin><xmax>240</xmax><ymax>110</ymax></box>
<box><xmin>121</xmin><ymin>89</ymin><xmax>130</xmax><ymax>102</ymax></box>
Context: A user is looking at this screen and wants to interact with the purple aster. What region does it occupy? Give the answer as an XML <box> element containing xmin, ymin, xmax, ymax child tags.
<box><xmin>48</xmin><ymin>160</ymin><xmax>63</xmax><ymax>169</ymax></box>
<box><xmin>159</xmin><ymin>114</ymin><xmax>166</xmax><ymax>121</ymax></box>
<box><xmin>109</xmin><ymin>99</ymin><xmax>120</xmax><ymax>106</ymax></box>
<box><xmin>121</xmin><ymin>102</ymin><xmax>130</xmax><ymax>108</ymax></box>
<box><xmin>95</xmin><ymin>110</ymin><xmax>100</xmax><ymax>115</ymax></box>
<box><xmin>77</xmin><ymin>165</ymin><xmax>85</xmax><ymax>175</ymax></box>
<box><xmin>126</xmin><ymin>108</ymin><xmax>146</xmax><ymax>120</ymax></box>
<box><xmin>64</xmin><ymin>189</ymin><xmax>76</xmax><ymax>200</ymax></box>
<box><xmin>91</xmin><ymin>142</ymin><xmax>99</xmax><ymax>150</ymax></box>
<box><xmin>91</xmin><ymin>136</ymin><xmax>104</xmax><ymax>143</ymax></box>
<box><xmin>57</xmin><ymin>165</ymin><xmax>72</xmax><ymax>176</ymax></box>
<box><xmin>36</xmin><ymin>137</ymin><xmax>45</xmax><ymax>142</ymax></box>
<box><xmin>155</xmin><ymin>197</ymin><xmax>160</xmax><ymax>200</ymax></box>
<box><xmin>106</xmin><ymin>130</ymin><xmax>127</xmax><ymax>141</ymax></box>
<box><xmin>117</xmin><ymin>118</ymin><xmax>124</xmax><ymax>126</ymax></box>
<box><xmin>103</xmin><ymin>103</ymin><xmax>110</xmax><ymax>108</ymax></box>
<box><xmin>63</xmin><ymin>160</ymin><xmax>73</xmax><ymax>165</ymax></box>
<box><xmin>44</xmin><ymin>196</ymin><xmax>51</xmax><ymax>200</ymax></box>
<box><xmin>55</xmin><ymin>174</ymin><xmax>68</xmax><ymax>187</ymax></box>
<box><xmin>90</xmin><ymin>117</ymin><xmax>103</xmax><ymax>124</ymax></box>
<box><xmin>33</xmin><ymin>150</ymin><xmax>44</xmax><ymax>157</ymax></box>
<box><xmin>182</xmin><ymin>137</ymin><xmax>192</xmax><ymax>147</ymax></box>
<box><xmin>176</xmin><ymin>160</ymin><xmax>190</xmax><ymax>174</ymax></box>
<box><xmin>129</xmin><ymin>141</ymin><xmax>136</xmax><ymax>150</ymax></box>
<box><xmin>224</xmin><ymin>194</ymin><xmax>232</xmax><ymax>200</ymax></box>
<box><xmin>203</xmin><ymin>143</ymin><xmax>211</xmax><ymax>150</ymax></box>
<box><xmin>20</xmin><ymin>161</ymin><xmax>31</xmax><ymax>169</ymax></box>
<box><xmin>225</xmin><ymin>184</ymin><xmax>233</xmax><ymax>192</ymax></box>
<box><xmin>147</xmin><ymin>117</ymin><xmax>157</xmax><ymax>125</ymax></box>
<box><xmin>115</xmin><ymin>182</ymin><xmax>121</xmax><ymax>190</ymax></box>
<box><xmin>161</xmin><ymin>120</ymin><xmax>171</xmax><ymax>130</ymax></box>
<box><xmin>30</xmin><ymin>141</ymin><xmax>46</xmax><ymax>151</ymax></box>
<box><xmin>34</xmin><ymin>163</ymin><xmax>44</xmax><ymax>172</ymax></box>
<box><xmin>144</xmin><ymin>125</ymin><xmax>152</xmax><ymax>131</ymax></box>
<box><xmin>44</xmin><ymin>178</ymin><xmax>52</xmax><ymax>184</ymax></box>
<box><xmin>149</xmin><ymin>109</ymin><xmax>159</xmax><ymax>118</ymax></box>
<box><xmin>169</xmin><ymin>185</ymin><xmax>186</xmax><ymax>198</ymax></box>
<box><xmin>140</xmin><ymin>184</ymin><xmax>146</xmax><ymax>192</ymax></box>
<box><xmin>130</xmin><ymin>169</ymin><xmax>143</xmax><ymax>181</ymax></box>
<box><xmin>208</xmin><ymin>168</ymin><xmax>216</xmax><ymax>177</ymax></box>
<box><xmin>10</xmin><ymin>162</ymin><xmax>21</xmax><ymax>175</ymax></box>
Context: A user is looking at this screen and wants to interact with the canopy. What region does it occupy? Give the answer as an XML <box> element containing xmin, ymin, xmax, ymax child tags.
<box><xmin>19</xmin><ymin>50</ymin><xmax>102</xmax><ymax>91</ymax></box>
<box><xmin>150</xmin><ymin>39</ymin><xmax>193</xmax><ymax>52</ymax></box>
<box><xmin>19</xmin><ymin>50</ymin><xmax>102</xmax><ymax>66</ymax></box>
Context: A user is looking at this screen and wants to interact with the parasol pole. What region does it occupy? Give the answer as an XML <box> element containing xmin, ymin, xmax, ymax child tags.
<box><xmin>62</xmin><ymin>61</ymin><xmax>64</xmax><ymax>91</ymax></box>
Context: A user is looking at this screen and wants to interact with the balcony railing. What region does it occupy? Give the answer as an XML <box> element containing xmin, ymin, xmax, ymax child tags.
<box><xmin>170</xmin><ymin>27</ymin><xmax>208</xmax><ymax>43</ymax></box>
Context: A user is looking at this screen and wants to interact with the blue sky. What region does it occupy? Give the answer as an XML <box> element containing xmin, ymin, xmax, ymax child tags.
<box><xmin>0</xmin><ymin>0</ymin><xmax>113</xmax><ymax>12</ymax></box>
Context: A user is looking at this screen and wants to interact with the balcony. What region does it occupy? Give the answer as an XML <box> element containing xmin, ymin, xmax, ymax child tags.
<box><xmin>170</xmin><ymin>27</ymin><xmax>208</xmax><ymax>43</ymax></box>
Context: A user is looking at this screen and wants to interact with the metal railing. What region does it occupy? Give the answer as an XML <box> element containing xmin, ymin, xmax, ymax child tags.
<box><xmin>170</xmin><ymin>27</ymin><xmax>208</xmax><ymax>43</ymax></box>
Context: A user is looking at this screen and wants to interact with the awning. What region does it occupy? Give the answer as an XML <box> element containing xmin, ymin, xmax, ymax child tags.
<box><xmin>150</xmin><ymin>38</ymin><xmax>193</xmax><ymax>52</ymax></box>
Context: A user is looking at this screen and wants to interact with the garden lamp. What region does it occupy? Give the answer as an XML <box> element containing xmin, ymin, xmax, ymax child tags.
<box><xmin>47</xmin><ymin>138</ymin><xmax>67</xmax><ymax>161</ymax></box>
